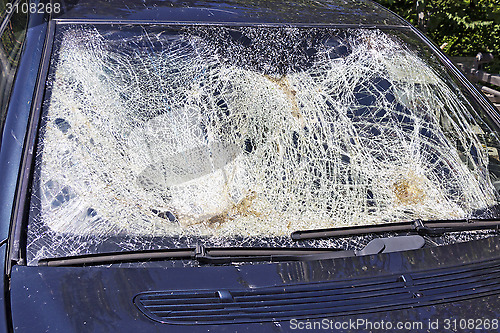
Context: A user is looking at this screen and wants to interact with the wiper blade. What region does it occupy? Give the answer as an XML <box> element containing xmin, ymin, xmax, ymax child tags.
<box><xmin>291</xmin><ymin>218</ymin><xmax>500</xmax><ymax>241</ymax></box>
<box><xmin>38</xmin><ymin>248</ymin><xmax>196</xmax><ymax>267</ymax></box>
<box><xmin>36</xmin><ymin>245</ymin><xmax>349</xmax><ymax>267</ymax></box>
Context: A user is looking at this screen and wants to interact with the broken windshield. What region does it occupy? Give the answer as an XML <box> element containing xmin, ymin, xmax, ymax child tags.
<box><xmin>26</xmin><ymin>24</ymin><xmax>500</xmax><ymax>264</ymax></box>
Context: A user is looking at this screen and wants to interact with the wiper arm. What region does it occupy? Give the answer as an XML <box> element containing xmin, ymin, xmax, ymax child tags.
<box><xmin>193</xmin><ymin>245</ymin><xmax>356</xmax><ymax>264</ymax></box>
<box><xmin>291</xmin><ymin>218</ymin><xmax>500</xmax><ymax>241</ymax></box>
<box><xmin>195</xmin><ymin>236</ymin><xmax>425</xmax><ymax>263</ymax></box>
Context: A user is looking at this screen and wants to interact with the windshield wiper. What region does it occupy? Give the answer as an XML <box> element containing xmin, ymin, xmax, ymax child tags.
<box><xmin>37</xmin><ymin>245</ymin><xmax>351</xmax><ymax>267</ymax></box>
<box><xmin>36</xmin><ymin>219</ymin><xmax>499</xmax><ymax>267</ymax></box>
<box><xmin>36</xmin><ymin>236</ymin><xmax>426</xmax><ymax>267</ymax></box>
<box><xmin>291</xmin><ymin>218</ymin><xmax>500</xmax><ymax>241</ymax></box>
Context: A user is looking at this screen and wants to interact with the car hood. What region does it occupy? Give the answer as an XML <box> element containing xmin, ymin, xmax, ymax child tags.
<box><xmin>10</xmin><ymin>235</ymin><xmax>500</xmax><ymax>332</ymax></box>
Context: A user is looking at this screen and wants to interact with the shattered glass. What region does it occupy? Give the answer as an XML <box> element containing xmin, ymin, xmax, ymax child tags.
<box><xmin>26</xmin><ymin>25</ymin><xmax>500</xmax><ymax>264</ymax></box>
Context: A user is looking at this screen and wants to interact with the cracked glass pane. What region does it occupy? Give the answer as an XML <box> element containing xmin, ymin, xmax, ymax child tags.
<box><xmin>26</xmin><ymin>24</ymin><xmax>500</xmax><ymax>264</ymax></box>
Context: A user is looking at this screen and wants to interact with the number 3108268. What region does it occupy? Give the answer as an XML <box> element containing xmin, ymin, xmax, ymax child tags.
<box><xmin>6</xmin><ymin>2</ymin><xmax>61</xmax><ymax>14</ymax></box>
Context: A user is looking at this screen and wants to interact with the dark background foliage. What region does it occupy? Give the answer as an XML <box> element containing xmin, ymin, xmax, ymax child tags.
<box><xmin>375</xmin><ymin>0</ymin><xmax>500</xmax><ymax>73</ymax></box>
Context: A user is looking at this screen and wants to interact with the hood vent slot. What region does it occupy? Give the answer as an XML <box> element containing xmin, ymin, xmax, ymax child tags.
<box><xmin>134</xmin><ymin>258</ymin><xmax>500</xmax><ymax>324</ymax></box>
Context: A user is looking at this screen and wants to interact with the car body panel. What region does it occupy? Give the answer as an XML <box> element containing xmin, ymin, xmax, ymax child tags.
<box><xmin>0</xmin><ymin>10</ymin><xmax>46</xmax><ymax>241</ymax></box>
<box><xmin>10</xmin><ymin>236</ymin><xmax>500</xmax><ymax>331</ymax></box>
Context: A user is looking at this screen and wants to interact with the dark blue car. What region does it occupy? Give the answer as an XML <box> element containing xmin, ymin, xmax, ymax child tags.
<box><xmin>2</xmin><ymin>0</ymin><xmax>500</xmax><ymax>331</ymax></box>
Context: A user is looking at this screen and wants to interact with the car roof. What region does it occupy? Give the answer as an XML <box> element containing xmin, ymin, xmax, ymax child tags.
<box><xmin>53</xmin><ymin>0</ymin><xmax>408</xmax><ymax>27</ymax></box>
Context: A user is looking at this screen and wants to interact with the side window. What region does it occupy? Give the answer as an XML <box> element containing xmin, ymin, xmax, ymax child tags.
<box><xmin>0</xmin><ymin>0</ymin><xmax>28</xmax><ymax>136</ymax></box>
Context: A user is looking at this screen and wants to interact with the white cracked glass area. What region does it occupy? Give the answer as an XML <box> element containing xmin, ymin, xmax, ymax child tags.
<box><xmin>26</xmin><ymin>25</ymin><xmax>500</xmax><ymax>262</ymax></box>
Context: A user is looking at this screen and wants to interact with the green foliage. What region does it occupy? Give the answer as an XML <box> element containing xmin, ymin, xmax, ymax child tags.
<box><xmin>376</xmin><ymin>0</ymin><xmax>500</xmax><ymax>58</ymax></box>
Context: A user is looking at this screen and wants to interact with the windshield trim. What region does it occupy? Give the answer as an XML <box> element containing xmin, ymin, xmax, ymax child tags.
<box><xmin>53</xmin><ymin>19</ymin><xmax>411</xmax><ymax>30</ymax></box>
